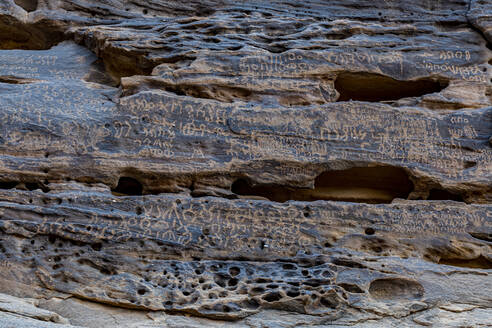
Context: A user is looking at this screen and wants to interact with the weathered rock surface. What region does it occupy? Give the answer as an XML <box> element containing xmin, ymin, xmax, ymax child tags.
<box><xmin>0</xmin><ymin>0</ymin><xmax>490</xmax><ymax>326</ymax></box>
<box><xmin>0</xmin><ymin>293</ymin><xmax>78</xmax><ymax>327</ymax></box>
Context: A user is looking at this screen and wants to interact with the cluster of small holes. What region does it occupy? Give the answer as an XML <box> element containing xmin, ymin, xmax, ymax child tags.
<box><xmin>128</xmin><ymin>260</ymin><xmax>342</xmax><ymax>313</ymax></box>
<box><xmin>1</xmin><ymin>232</ymin><xmax>348</xmax><ymax>314</ymax></box>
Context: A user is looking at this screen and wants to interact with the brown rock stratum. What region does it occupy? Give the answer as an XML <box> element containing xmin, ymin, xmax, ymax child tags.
<box><xmin>0</xmin><ymin>0</ymin><xmax>491</xmax><ymax>327</ymax></box>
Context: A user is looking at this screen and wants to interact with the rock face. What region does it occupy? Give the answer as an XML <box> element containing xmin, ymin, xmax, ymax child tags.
<box><xmin>0</xmin><ymin>0</ymin><xmax>491</xmax><ymax>327</ymax></box>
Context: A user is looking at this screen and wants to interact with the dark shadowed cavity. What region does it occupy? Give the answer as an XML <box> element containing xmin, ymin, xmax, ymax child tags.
<box><xmin>232</xmin><ymin>166</ymin><xmax>414</xmax><ymax>203</ymax></box>
<box><xmin>112</xmin><ymin>177</ymin><xmax>143</xmax><ymax>196</ymax></box>
<box><xmin>335</xmin><ymin>72</ymin><xmax>447</xmax><ymax>102</ymax></box>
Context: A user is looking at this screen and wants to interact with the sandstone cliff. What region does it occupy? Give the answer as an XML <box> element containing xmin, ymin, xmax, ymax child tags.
<box><xmin>0</xmin><ymin>0</ymin><xmax>491</xmax><ymax>327</ymax></box>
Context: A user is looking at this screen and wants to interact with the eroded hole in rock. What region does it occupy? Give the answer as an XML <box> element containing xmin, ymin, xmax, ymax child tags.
<box><xmin>145</xmin><ymin>82</ymin><xmax>254</xmax><ymax>103</ymax></box>
<box><xmin>14</xmin><ymin>0</ymin><xmax>38</xmax><ymax>12</ymax></box>
<box><xmin>316</xmin><ymin>166</ymin><xmax>415</xmax><ymax>203</ymax></box>
<box><xmin>335</xmin><ymin>72</ymin><xmax>447</xmax><ymax>102</ymax></box>
<box><xmin>427</xmin><ymin>189</ymin><xmax>464</xmax><ymax>202</ymax></box>
<box><xmin>229</xmin><ymin>267</ymin><xmax>241</xmax><ymax>276</ymax></box>
<box><xmin>232</xmin><ymin>166</ymin><xmax>414</xmax><ymax>203</ymax></box>
<box><xmin>0</xmin><ymin>181</ymin><xmax>18</xmax><ymax>190</ymax></box>
<box><xmin>262</xmin><ymin>292</ymin><xmax>282</xmax><ymax>302</ymax></box>
<box><xmin>303</xmin><ymin>278</ymin><xmax>328</xmax><ymax>287</ymax></box>
<box><xmin>287</xmin><ymin>289</ymin><xmax>300</xmax><ymax>297</ymax></box>
<box><xmin>240</xmin><ymin>299</ymin><xmax>260</xmax><ymax>310</ymax></box>
<box><xmin>438</xmin><ymin>256</ymin><xmax>492</xmax><ymax>269</ymax></box>
<box><xmin>25</xmin><ymin>182</ymin><xmax>50</xmax><ymax>192</ymax></box>
<box><xmin>0</xmin><ymin>180</ymin><xmax>49</xmax><ymax>193</ymax></box>
<box><xmin>368</xmin><ymin>278</ymin><xmax>424</xmax><ymax>300</ymax></box>
<box><xmin>282</xmin><ymin>263</ymin><xmax>297</xmax><ymax>270</ymax></box>
<box><xmin>320</xmin><ymin>296</ymin><xmax>338</xmax><ymax>308</ymax></box>
<box><xmin>112</xmin><ymin>177</ymin><xmax>143</xmax><ymax>196</ymax></box>
<box><xmin>332</xmin><ymin>258</ymin><xmax>366</xmax><ymax>269</ymax></box>
<box><xmin>91</xmin><ymin>243</ymin><xmax>102</xmax><ymax>251</ymax></box>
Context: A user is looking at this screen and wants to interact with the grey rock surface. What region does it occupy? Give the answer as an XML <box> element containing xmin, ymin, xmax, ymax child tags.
<box><xmin>0</xmin><ymin>0</ymin><xmax>490</xmax><ymax>326</ymax></box>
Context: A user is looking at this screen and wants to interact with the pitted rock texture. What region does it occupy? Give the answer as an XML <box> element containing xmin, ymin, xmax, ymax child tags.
<box><xmin>0</xmin><ymin>0</ymin><xmax>491</xmax><ymax>327</ymax></box>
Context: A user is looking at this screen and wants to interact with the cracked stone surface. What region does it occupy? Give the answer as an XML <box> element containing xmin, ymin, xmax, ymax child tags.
<box><xmin>0</xmin><ymin>0</ymin><xmax>490</xmax><ymax>327</ymax></box>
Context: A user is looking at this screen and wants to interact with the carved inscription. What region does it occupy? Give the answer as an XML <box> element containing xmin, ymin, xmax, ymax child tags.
<box><xmin>1</xmin><ymin>195</ymin><xmax>489</xmax><ymax>255</ymax></box>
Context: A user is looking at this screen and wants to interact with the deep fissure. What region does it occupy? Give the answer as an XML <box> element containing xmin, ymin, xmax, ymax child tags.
<box><xmin>232</xmin><ymin>166</ymin><xmax>415</xmax><ymax>203</ymax></box>
<box><xmin>335</xmin><ymin>72</ymin><xmax>448</xmax><ymax>102</ymax></box>
<box><xmin>0</xmin><ymin>180</ymin><xmax>50</xmax><ymax>193</ymax></box>
<box><xmin>0</xmin><ymin>167</ymin><xmax>470</xmax><ymax>206</ymax></box>
<box><xmin>428</xmin><ymin>189</ymin><xmax>464</xmax><ymax>202</ymax></box>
